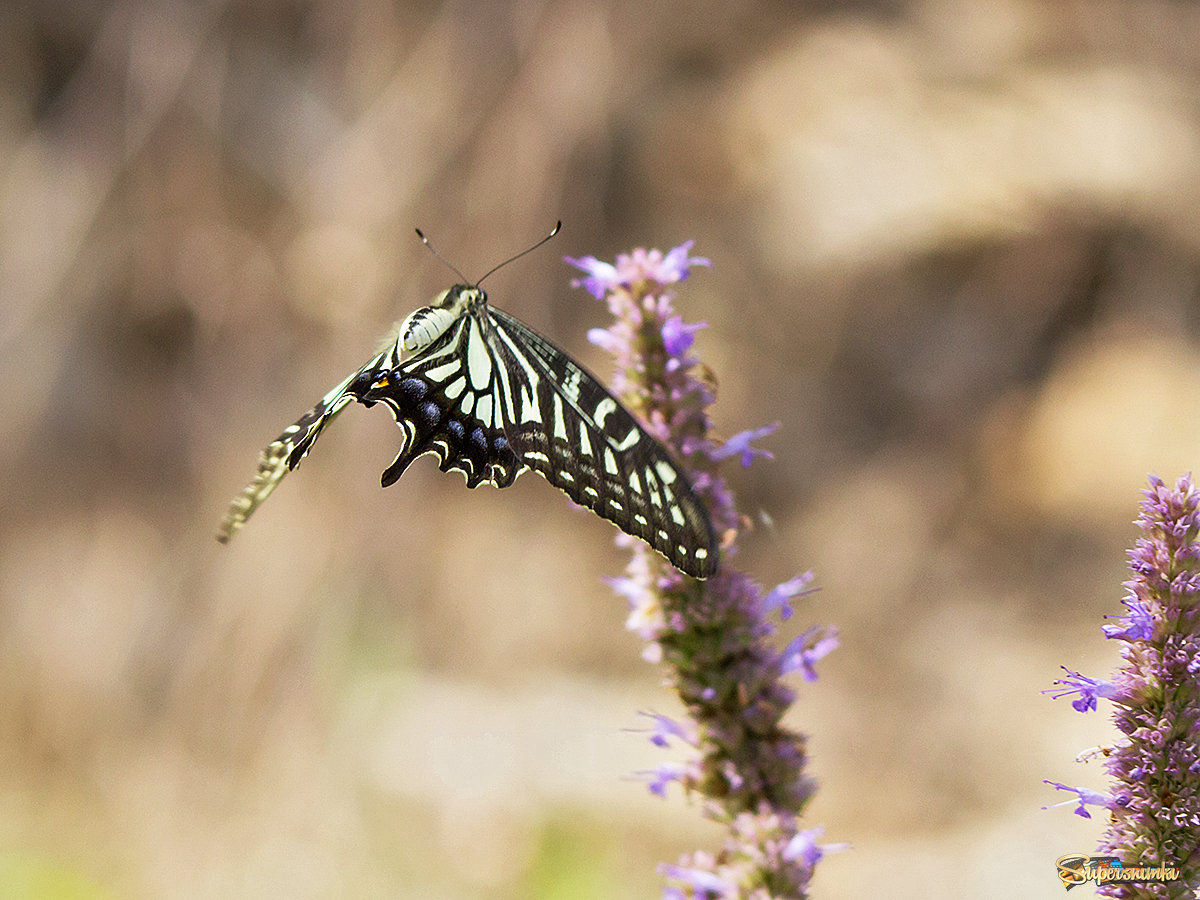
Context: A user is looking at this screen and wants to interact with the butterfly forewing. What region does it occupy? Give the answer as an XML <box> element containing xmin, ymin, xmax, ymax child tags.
<box><xmin>216</xmin><ymin>366</ymin><xmax>370</xmax><ymax>543</ymax></box>
<box><xmin>485</xmin><ymin>308</ymin><xmax>717</xmax><ymax>578</ymax></box>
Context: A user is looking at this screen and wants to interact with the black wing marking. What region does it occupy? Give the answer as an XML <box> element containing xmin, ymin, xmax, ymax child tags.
<box><xmin>350</xmin><ymin>315</ymin><xmax>525</xmax><ymax>490</ymax></box>
<box><xmin>485</xmin><ymin>307</ymin><xmax>718</xmax><ymax>578</ymax></box>
<box><xmin>216</xmin><ymin>363</ymin><xmax>376</xmax><ymax>543</ymax></box>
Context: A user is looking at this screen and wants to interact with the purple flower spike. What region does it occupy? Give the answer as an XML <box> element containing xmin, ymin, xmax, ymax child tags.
<box><xmin>1047</xmin><ymin>474</ymin><xmax>1200</xmax><ymax>894</ymax></box>
<box><xmin>572</xmin><ymin>241</ymin><xmax>832</xmax><ymax>898</ymax></box>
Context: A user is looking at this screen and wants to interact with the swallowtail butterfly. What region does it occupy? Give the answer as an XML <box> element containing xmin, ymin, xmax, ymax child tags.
<box><xmin>217</xmin><ymin>224</ymin><xmax>718</xmax><ymax>578</ymax></box>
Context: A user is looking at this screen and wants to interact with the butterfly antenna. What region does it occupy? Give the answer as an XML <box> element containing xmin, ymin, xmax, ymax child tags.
<box><xmin>476</xmin><ymin>221</ymin><xmax>562</xmax><ymax>286</ymax></box>
<box><xmin>415</xmin><ymin>227</ymin><xmax>469</xmax><ymax>284</ymax></box>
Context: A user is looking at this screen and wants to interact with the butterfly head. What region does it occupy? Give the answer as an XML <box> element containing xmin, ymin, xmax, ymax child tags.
<box><xmin>400</xmin><ymin>223</ymin><xmax>560</xmax><ymax>358</ymax></box>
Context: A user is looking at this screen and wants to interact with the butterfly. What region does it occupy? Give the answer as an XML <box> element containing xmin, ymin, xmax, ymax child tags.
<box><xmin>217</xmin><ymin>224</ymin><xmax>718</xmax><ymax>579</ymax></box>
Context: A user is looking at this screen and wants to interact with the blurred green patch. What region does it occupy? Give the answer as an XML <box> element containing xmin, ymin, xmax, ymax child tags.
<box><xmin>0</xmin><ymin>853</ymin><xmax>113</xmax><ymax>900</ymax></box>
<box><xmin>525</xmin><ymin>818</ymin><xmax>624</xmax><ymax>900</ymax></box>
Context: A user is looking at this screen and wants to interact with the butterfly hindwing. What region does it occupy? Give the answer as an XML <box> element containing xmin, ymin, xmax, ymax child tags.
<box><xmin>485</xmin><ymin>308</ymin><xmax>717</xmax><ymax>578</ymax></box>
<box><xmin>350</xmin><ymin>314</ymin><xmax>524</xmax><ymax>490</ymax></box>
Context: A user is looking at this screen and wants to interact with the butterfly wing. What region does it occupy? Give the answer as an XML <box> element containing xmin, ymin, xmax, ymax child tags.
<box><xmin>484</xmin><ymin>307</ymin><xmax>717</xmax><ymax>578</ymax></box>
<box><xmin>216</xmin><ymin>363</ymin><xmax>377</xmax><ymax>543</ymax></box>
<box><xmin>350</xmin><ymin>313</ymin><xmax>525</xmax><ymax>490</ymax></box>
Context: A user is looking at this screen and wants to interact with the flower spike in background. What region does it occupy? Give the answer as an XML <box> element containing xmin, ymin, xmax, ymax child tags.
<box><xmin>1046</xmin><ymin>474</ymin><xmax>1200</xmax><ymax>897</ymax></box>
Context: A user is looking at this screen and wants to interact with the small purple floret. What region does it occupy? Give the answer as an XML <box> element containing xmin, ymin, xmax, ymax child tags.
<box><xmin>1045</xmin><ymin>668</ymin><xmax>1120</xmax><ymax>713</ymax></box>
<box><xmin>763</xmin><ymin>572</ymin><xmax>816</xmax><ymax>621</ymax></box>
<box><xmin>1043</xmin><ymin>781</ymin><xmax>1110</xmax><ymax>819</ymax></box>
<box><xmin>709</xmin><ymin>423</ymin><xmax>780</xmax><ymax>467</ymax></box>
<box><xmin>781</xmin><ymin>626</ymin><xmax>840</xmax><ymax>682</ymax></box>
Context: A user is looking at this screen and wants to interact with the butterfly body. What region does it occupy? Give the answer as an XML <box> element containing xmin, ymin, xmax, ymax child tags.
<box><xmin>219</xmin><ymin>282</ymin><xmax>718</xmax><ymax>579</ymax></box>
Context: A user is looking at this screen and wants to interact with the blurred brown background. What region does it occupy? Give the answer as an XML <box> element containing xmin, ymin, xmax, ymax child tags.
<box><xmin>3</xmin><ymin>0</ymin><xmax>1199</xmax><ymax>897</ymax></box>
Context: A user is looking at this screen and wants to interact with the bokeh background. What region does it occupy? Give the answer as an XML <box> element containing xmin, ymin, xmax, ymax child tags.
<box><xmin>4</xmin><ymin>0</ymin><xmax>1200</xmax><ymax>897</ymax></box>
